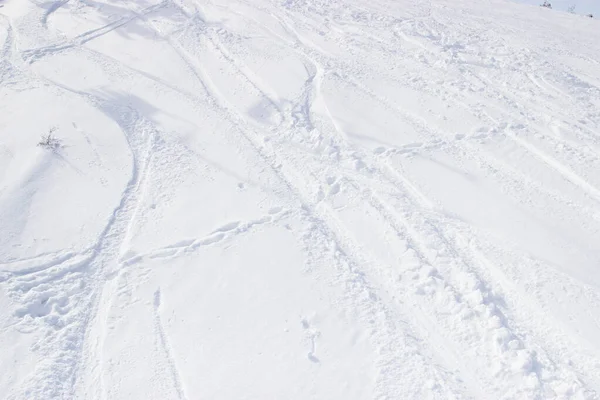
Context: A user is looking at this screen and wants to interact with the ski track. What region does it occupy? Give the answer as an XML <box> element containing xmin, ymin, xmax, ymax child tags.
<box><xmin>21</xmin><ymin>2</ymin><xmax>170</xmax><ymax>64</ymax></box>
<box><xmin>40</xmin><ymin>0</ymin><xmax>69</xmax><ymax>29</ymax></box>
<box><xmin>1</xmin><ymin>0</ymin><xmax>600</xmax><ymax>398</ymax></box>
<box><xmin>152</xmin><ymin>288</ymin><xmax>188</xmax><ymax>400</ymax></box>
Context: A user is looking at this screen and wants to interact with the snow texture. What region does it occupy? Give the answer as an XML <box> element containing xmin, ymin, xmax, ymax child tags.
<box><xmin>1</xmin><ymin>0</ymin><xmax>600</xmax><ymax>398</ymax></box>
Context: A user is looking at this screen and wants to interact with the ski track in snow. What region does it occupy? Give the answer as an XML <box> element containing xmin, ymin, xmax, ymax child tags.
<box><xmin>1</xmin><ymin>0</ymin><xmax>600</xmax><ymax>398</ymax></box>
<box><xmin>152</xmin><ymin>288</ymin><xmax>188</xmax><ymax>400</ymax></box>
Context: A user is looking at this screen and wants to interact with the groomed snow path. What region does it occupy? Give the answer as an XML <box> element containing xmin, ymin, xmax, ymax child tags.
<box><xmin>1</xmin><ymin>0</ymin><xmax>600</xmax><ymax>398</ymax></box>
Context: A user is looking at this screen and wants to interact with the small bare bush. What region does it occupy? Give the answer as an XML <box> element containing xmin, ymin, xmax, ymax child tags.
<box><xmin>38</xmin><ymin>127</ymin><xmax>61</xmax><ymax>150</ymax></box>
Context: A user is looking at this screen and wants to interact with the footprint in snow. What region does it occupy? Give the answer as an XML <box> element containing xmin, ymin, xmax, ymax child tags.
<box><xmin>325</xmin><ymin>176</ymin><xmax>341</xmax><ymax>196</ymax></box>
<box><xmin>301</xmin><ymin>317</ymin><xmax>321</xmax><ymax>363</ymax></box>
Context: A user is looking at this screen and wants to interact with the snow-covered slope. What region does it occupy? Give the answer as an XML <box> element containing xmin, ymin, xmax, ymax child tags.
<box><xmin>1</xmin><ymin>0</ymin><xmax>600</xmax><ymax>398</ymax></box>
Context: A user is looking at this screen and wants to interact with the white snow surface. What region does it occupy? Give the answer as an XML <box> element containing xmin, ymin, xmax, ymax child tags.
<box><xmin>1</xmin><ymin>0</ymin><xmax>600</xmax><ymax>398</ymax></box>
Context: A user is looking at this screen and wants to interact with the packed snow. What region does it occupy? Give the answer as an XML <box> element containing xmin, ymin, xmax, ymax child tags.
<box><xmin>1</xmin><ymin>0</ymin><xmax>600</xmax><ymax>398</ymax></box>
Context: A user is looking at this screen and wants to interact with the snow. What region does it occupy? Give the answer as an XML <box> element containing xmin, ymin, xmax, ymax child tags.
<box><xmin>1</xmin><ymin>0</ymin><xmax>600</xmax><ymax>398</ymax></box>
